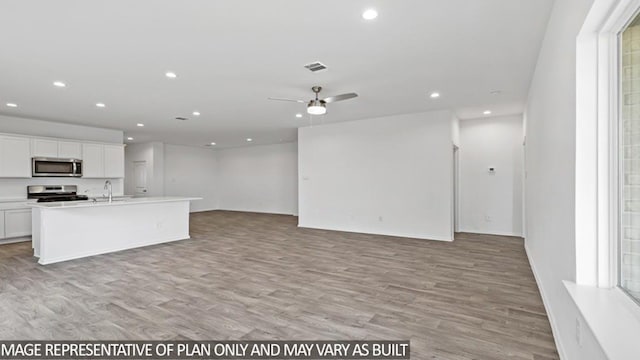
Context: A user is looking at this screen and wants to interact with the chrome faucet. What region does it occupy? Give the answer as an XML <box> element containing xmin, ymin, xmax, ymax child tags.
<box><xmin>104</xmin><ymin>180</ymin><xmax>112</xmax><ymax>203</ymax></box>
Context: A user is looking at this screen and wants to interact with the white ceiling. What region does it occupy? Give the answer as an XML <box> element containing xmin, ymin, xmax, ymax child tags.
<box><xmin>0</xmin><ymin>0</ymin><xmax>553</xmax><ymax>148</ymax></box>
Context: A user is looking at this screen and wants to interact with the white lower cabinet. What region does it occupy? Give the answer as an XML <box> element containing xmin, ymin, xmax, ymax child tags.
<box><xmin>4</xmin><ymin>209</ymin><xmax>32</xmax><ymax>238</ymax></box>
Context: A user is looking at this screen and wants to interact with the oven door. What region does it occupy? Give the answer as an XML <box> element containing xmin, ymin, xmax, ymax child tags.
<box><xmin>32</xmin><ymin>158</ymin><xmax>83</xmax><ymax>177</ymax></box>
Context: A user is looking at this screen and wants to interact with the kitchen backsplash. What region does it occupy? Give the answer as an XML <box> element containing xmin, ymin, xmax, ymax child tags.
<box><xmin>0</xmin><ymin>178</ymin><xmax>124</xmax><ymax>200</ymax></box>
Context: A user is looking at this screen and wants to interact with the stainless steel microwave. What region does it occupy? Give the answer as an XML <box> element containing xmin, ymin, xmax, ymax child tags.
<box><xmin>32</xmin><ymin>157</ymin><xmax>83</xmax><ymax>177</ymax></box>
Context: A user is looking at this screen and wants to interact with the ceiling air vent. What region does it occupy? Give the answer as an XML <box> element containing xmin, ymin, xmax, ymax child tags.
<box><xmin>304</xmin><ymin>61</ymin><xmax>327</xmax><ymax>72</ymax></box>
<box><xmin>175</xmin><ymin>116</ymin><xmax>188</xmax><ymax>121</ymax></box>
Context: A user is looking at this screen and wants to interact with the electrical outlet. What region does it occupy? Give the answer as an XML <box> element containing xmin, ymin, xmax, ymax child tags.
<box><xmin>378</xmin><ymin>216</ymin><xmax>383</xmax><ymax>222</ymax></box>
<box><xmin>575</xmin><ymin>318</ymin><xmax>582</xmax><ymax>346</ymax></box>
<box><xmin>485</xmin><ymin>215</ymin><xmax>492</xmax><ymax>222</ymax></box>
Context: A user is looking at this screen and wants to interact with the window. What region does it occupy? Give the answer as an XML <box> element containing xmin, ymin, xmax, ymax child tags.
<box><xmin>621</xmin><ymin>14</ymin><xmax>640</xmax><ymax>302</ymax></box>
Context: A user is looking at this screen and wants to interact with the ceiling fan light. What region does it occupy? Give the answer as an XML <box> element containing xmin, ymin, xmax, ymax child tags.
<box><xmin>307</xmin><ymin>101</ymin><xmax>327</xmax><ymax>115</ymax></box>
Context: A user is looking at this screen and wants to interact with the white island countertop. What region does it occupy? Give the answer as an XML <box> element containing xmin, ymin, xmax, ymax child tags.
<box><xmin>28</xmin><ymin>196</ymin><xmax>202</xmax><ymax>209</ymax></box>
<box><xmin>31</xmin><ymin>196</ymin><xmax>201</xmax><ymax>264</ymax></box>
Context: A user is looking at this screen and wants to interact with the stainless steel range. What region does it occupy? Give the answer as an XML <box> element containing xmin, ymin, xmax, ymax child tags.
<box><xmin>27</xmin><ymin>185</ymin><xmax>89</xmax><ymax>203</ymax></box>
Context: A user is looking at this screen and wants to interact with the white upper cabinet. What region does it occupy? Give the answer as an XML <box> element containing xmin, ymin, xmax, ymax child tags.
<box><xmin>83</xmin><ymin>143</ymin><xmax>124</xmax><ymax>179</ymax></box>
<box><xmin>0</xmin><ymin>136</ymin><xmax>31</xmax><ymax>178</ymax></box>
<box><xmin>33</xmin><ymin>139</ymin><xmax>82</xmax><ymax>159</ymax></box>
<box><xmin>103</xmin><ymin>145</ymin><xmax>124</xmax><ymax>178</ymax></box>
<box><xmin>32</xmin><ymin>139</ymin><xmax>58</xmax><ymax>158</ymax></box>
<box><xmin>58</xmin><ymin>141</ymin><xmax>82</xmax><ymax>159</ymax></box>
<box><xmin>82</xmin><ymin>143</ymin><xmax>104</xmax><ymax>178</ymax></box>
<box><xmin>0</xmin><ymin>133</ymin><xmax>123</xmax><ymax>179</ymax></box>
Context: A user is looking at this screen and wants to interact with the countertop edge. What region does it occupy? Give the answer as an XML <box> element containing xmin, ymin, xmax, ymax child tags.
<box><xmin>28</xmin><ymin>197</ymin><xmax>203</xmax><ymax>209</ymax></box>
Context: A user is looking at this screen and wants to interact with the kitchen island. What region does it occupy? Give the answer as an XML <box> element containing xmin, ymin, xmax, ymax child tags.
<box><xmin>30</xmin><ymin>196</ymin><xmax>201</xmax><ymax>265</ymax></box>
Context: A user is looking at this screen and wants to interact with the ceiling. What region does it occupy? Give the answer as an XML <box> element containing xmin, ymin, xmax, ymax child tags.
<box><xmin>0</xmin><ymin>0</ymin><xmax>554</xmax><ymax>148</ymax></box>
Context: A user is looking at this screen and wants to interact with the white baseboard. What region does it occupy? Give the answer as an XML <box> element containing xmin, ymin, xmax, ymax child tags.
<box><xmin>458</xmin><ymin>228</ymin><xmax>523</xmax><ymax>237</ymax></box>
<box><xmin>297</xmin><ymin>223</ymin><xmax>453</xmax><ymax>242</ymax></box>
<box><xmin>216</xmin><ymin>207</ymin><xmax>296</xmax><ymax>216</ymax></box>
<box><xmin>190</xmin><ymin>207</ymin><xmax>218</xmax><ymax>213</ymax></box>
<box><xmin>191</xmin><ymin>208</ymin><xmax>298</xmax><ymax>216</ymax></box>
<box><xmin>525</xmin><ymin>242</ymin><xmax>567</xmax><ymax>360</ymax></box>
<box><xmin>0</xmin><ymin>236</ymin><xmax>31</xmax><ymax>245</ymax></box>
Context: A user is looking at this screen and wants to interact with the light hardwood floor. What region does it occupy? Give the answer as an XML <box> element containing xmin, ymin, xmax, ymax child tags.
<box><xmin>0</xmin><ymin>211</ymin><xmax>557</xmax><ymax>359</ymax></box>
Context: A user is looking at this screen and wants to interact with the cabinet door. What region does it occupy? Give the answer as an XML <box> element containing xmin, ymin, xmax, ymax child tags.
<box><xmin>82</xmin><ymin>143</ymin><xmax>104</xmax><ymax>178</ymax></box>
<box><xmin>4</xmin><ymin>209</ymin><xmax>31</xmax><ymax>238</ymax></box>
<box><xmin>0</xmin><ymin>136</ymin><xmax>31</xmax><ymax>178</ymax></box>
<box><xmin>58</xmin><ymin>141</ymin><xmax>82</xmax><ymax>159</ymax></box>
<box><xmin>32</xmin><ymin>139</ymin><xmax>58</xmax><ymax>158</ymax></box>
<box><xmin>104</xmin><ymin>145</ymin><xmax>125</xmax><ymax>178</ymax></box>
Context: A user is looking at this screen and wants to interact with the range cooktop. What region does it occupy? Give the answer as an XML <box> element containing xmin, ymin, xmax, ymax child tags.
<box><xmin>36</xmin><ymin>195</ymin><xmax>89</xmax><ymax>203</ymax></box>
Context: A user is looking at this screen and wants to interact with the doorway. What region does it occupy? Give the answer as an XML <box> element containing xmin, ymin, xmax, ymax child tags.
<box><xmin>133</xmin><ymin>161</ymin><xmax>148</xmax><ymax>196</ymax></box>
<box><xmin>453</xmin><ymin>145</ymin><xmax>459</xmax><ymax>235</ymax></box>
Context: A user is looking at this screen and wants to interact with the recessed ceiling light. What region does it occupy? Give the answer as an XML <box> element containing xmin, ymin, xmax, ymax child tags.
<box><xmin>246</xmin><ymin>138</ymin><xmax>253</xmax><ymax>142</ymax></box>
<box><xmin>210</xmin><ymin>142</ymin><xmax>216</xmax><ymax>146</ymax></box>
<box><xmin>127</xmin><ymin>137</ymin><xmax>134</xmax><ymax>141</ymax></box>
<box><xmin>96</xmin><ymin>103</ymin><xmax>106</xmax><ymax>108</ymax></box>
<box><xmin>137</xmin><ymin>123</ymin><xmax>144</xmax><ymax>127</ymax></box>
<box><xmin>295</xmin><ymin>113</ymin><xmax>303</xmax><ymax>118</ymax></box>
<box><xmin>53</xmin><ymin>81</ymin><xmax>66</xmax><ymax>87</ymax></box>
<box><xmin>6</xmin><ymin>103</ymin><xmax>17</xmax><ymax>108</ymax></box>
<box><xmin>362</xmin><ymin>9</ymin><xmax>378</xmax><ymax>20</ymax></box>
<box><xmin>430</xmin><ymin>92</ymin><xmax>440</xmax><ymax>99</ymax></box>
<box><xmin>192</xmin><ymin>111</ymin><xmax>200</xmax><ymax>116</ymax></box>
<box><xmin>483</xmin><ymin>110</ymin><xmax>492</xmax><ymax>115</ymax></box>
<box><xmin>490</xmin><ymin>90</ymin><xmax>502</xmax><ymax>95</ymax></box>
<box><xmin>165</xmin><ymin>72</ymin><xmax>177</xmax><ymax>79</ymax></box>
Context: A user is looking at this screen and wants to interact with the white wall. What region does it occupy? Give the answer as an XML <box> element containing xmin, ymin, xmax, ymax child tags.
<box><xmin>124</xmin><ymin>142</ymin><xmax>165</xmax><ymax>197</ymax></box>
<box><xmin>217</xmin><ymin>143</ymin><xmax>298</xmax><ymax>215</ymax></box>
<box><xmin>152</xmin><ymin>142</ymin><xmax>164</xmax><ymax>198</ymax></box>
<box><xmin>452</xmin><ymin>115</ymin><xmax>460</xmax><ymax>147</ymax></box>
<box><xmin>163</xmin><ymin>144</ymin><xmax>218</xmax><ymax>212</ymax></box>
<box><xmin>126</xmin><ymin>141</ymin><xmax>298</xmax><ymax>215</ymax></box>
<box><xmin>0</xmin><ymin>115</ymin><xmax>124</xmax><ymax>199</ymax></box>
<box><xmin>298</xmin><ymin>110</ymin><xmax>454</xmax><ymax>241</ymax></box>
<box><xmin>459</xmin><ymin>115</ymin><xmax>523</xmax><ymax>236</ymax></box>
<box><xmin>452</xmin><ymin>115</ymin><xmax>461</xmax><ymax>233</ymax></box>
<box><xmin>524</xmin><ymin>0</ymin><xmax>606</xmax><ymax>359</ymax></box>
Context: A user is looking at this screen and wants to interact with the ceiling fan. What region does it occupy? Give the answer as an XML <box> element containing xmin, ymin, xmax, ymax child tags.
<box><xmin>268</xmin><ymin>86</ymin><xmax>358</xmax><ymax>115</ymax></box>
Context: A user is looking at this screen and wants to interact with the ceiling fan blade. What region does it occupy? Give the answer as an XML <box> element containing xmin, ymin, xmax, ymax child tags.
<box><xmin>267</xmin><ymin>97</ymin><xmax>306</xmax><ymax>103</ymax></box>
<box><xmin>322</xmin><ymin>93</ymin><xmax>358</xmax><ymax>103</ymax></box>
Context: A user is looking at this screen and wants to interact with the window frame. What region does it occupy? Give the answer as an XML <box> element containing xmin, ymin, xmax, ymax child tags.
<box><xmin>619</xmin><ymin>14</ymin><xmax>640</xmax><ymax>303</ymax></box>
<box><xmin>575</xmin><ymin>0</ymin><xmax>640</xmax><ymax>296</ymax></box>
